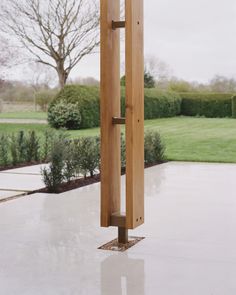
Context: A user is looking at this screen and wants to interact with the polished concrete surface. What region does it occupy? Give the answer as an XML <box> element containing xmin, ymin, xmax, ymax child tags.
<box><xmin>0</xmin><ymin>164</ymin><xmax>47</xmax><ymax>193</ymax></box>
<box><xmin>0</xmin><ymin>164</ymin><xmax>48</xmax><ymax>175</ymax></box>
<box><xmin>0</xmin><ymin>173</ymin><xmax>44</xmax><ymax>191</ymax></box>
<box><xmin>0</xmin><ymin>190</ymin><xmax>26</xmax><ymax>200</ymax></box>
<box><xmin>0</xmin><ymin>162</ymin><xmax>236</xmax><ymax>294</ymax></box>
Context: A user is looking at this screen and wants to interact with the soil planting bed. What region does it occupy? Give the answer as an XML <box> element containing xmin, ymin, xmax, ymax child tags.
<box><xmin>33</xmin><ymin>174</ymin><xmax>101</xmax><ymax>194</ymax></box>
<box><xmin>31</xmin><ymin>161</ymin><xmax>165</xmax><ymax>195</ymax></box>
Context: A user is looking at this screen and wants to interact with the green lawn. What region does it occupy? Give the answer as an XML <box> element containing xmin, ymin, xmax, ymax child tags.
<box><xmin>0</xmin><ymin>112</ymin><xmax>47</xmax><ymax>120</ymax></box>
<box><xmin>0</xmin><ymin>116</ymin><xmax>236</xmax><ymax>163</ymax></box>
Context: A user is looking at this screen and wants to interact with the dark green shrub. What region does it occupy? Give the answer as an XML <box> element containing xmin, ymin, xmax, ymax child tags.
<box><xmin>9</xmin><ymin>131</ymin><xmax>41</xmax><ymax>165</ymax></box>
<box><xmin>48</xmin><ymin>100</ymin><xmax>81</xmax><ymax>129</ymax></box>
<box><xmin>17</xmin><ymin>131</ymin><xmax>27</xmax><ymax>163</ymax></box>
<box><xmin>63</xmin><ymin>142</ymin><xmax>78</xmax><ymax>182</ymax></box>
<box><xmin>0</xmin><ymin>134</ymin><xmax>9</xmax><ymax>166</ymax></box>
<box><xmin>144</xmin><ymin>131</ymin><xmax>165</xmax><ymax>164</ymax></box>
<box><xmin>180</xmin><ymin>93</ymin><xmax>232</xmax><ymax>117</ymax></box>
<box><xmin>232</xmin><ymin>95</ymin><xmax>236</xmax><ymax>118</ymax></box>
<box><xmin>10</xmin><ymin>135</ymin><xmax>17</xmax><ymax>165</ymax></box>
<box><xmin>49</xmin><ymin>85</ymin><xmax>100</xmax><ymax>129</ymax></box>
<box><xmin>41</xmin><ymin>129</ymin><xmax>66</xmax><ymax>162</ymax></box>
<box><xmin>42</xmin><ymin>129</ymin><xmax>56</xmax><ymax>161</ymax></box>
<box><xmin>25</xmin><ymin>131</ymin><xmax>40</xmax><ymax>162</ymax></box>
<box><xmin>41</xmin><ymin>139</ymin><xmax>66</xmax><ymax>193</ymax></box>
<box><xmin>76</xmin><ymin>136</ymin><xmax>100</xmax><ymax>178</ymax></box>
<box><xmin>10</xmin><ymin>131</ymin><xmax>27</xmax><ymax>165</ymax></box>
<box><xmin>121</xmin><ymin>88</ymin><xmax>181</xmax><ymax>120</ymax></box>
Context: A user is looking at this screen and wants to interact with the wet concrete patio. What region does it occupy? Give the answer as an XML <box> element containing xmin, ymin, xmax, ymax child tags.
<box><xmin>0</xmin><ymin>162</ymin><xmax>236</xmax><ymax>294</ymax></box>
<box><xmin>0</xmin><ymin>164</ymin><xmax>47</xmax><ymax>200</ymax></box>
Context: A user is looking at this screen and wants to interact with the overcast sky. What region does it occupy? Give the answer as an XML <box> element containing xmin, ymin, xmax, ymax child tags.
<box><xmin>70</xmin><ymin>0</ymin><xmax>236</xmax><ymax>83</ymax></box>
<box><xmin>6</xmin><ymin>0</ymin><xmax>236</xmax><ymax>83</ymax></box>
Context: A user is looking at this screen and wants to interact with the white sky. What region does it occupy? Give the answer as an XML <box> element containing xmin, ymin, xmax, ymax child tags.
<box><xmin>6</xmin><ymin>0</ymin><xmax>236</xmax><ymax>83</ymax></box>
<box><xmin>71</xmin><ymin>0</ymin><xmax>236</xmax><ymax>83</ymax></box>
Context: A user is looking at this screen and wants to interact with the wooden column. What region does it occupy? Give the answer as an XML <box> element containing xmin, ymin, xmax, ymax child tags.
<box><xmin>125</xmin><ymin>0</ymin><xmax>144</xmax><ymax>229</ymax></box>
<box><xmin>100</xmin><ymin>0</ymin><xmax>121</xmax><ymax>227</ymax></box>
<box><xmin>100</xmin><ymin>0</ymin><xmax>144</xmax><ymax>235</ymax></box>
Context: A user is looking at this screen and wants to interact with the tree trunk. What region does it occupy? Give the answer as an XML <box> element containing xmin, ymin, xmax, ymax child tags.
<box><xmin>58</xmin><ymin>71</ymin><xmax>68</xmax><ymax>89</ymax></box>
<box><xmin>57</xmin><ymin>63</ymin><xmax>68</xmax><ymax>89</ymax></box>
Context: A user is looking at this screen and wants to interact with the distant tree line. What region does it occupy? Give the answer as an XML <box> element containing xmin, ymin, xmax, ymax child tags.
<box><xmin>121</xmin><ymin>71</ymin><xmax>236</xmax><ymax>93</ymax></box>
<box><xmin>161</xmin><ymin>75</ymin><xmax>236</xmax><ymax>93</ymax></box>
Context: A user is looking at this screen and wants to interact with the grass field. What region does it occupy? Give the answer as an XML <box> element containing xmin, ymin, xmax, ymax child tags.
<box><xmin>0</xmin><ymin>112</ymin><xmax>47</xmax><ymax>120</ymax></box>
<box><xmin>0</xmin><ymin>116</ymin><xmax>235</xmax><ymax>163</ymax></box>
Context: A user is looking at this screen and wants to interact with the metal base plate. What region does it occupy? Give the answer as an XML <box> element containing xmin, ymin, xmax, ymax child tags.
<box><xmin>98</xmin><ymin>236</ymin><xmax>145</xmax><ymax>252</ymax></box>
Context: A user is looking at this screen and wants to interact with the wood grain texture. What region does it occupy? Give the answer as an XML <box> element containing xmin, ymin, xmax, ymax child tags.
<box><xmin>125</xmin><ymin>0</ymin><xmax>144</xmax><ymax>229</ymax></box>
<box><xmin>100</xmin><ymin>0</ymin><xmax>121</xmax><ymax>227</ymax></box>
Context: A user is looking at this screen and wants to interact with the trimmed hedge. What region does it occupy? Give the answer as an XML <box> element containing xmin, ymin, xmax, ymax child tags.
<box><xmin>143</xmin><ymin>89</ymin><xmax>181</xmax><ymax>119</ymax></box>
<box><xmin>180</xmin><ymin>93</ymin><xmax>233</xmax><ymax>118</ymax></box>
<box><xmin>232</xmin><ymin>96</ymin><xmax>236</xmax><ymax>118</ymax></box>
<box><xmin>121</xmin><ymin>88</ymin><xmax>181</xmax><ymax>119</ymax></box>
<box><xmin>49</xmin><ymin>85</ymin><xmax>100</xmax><ymax>129</ymax></box>
<box><xmin>48</xmin><ymin>85</ymin><xmax>181</xmax><ymax>129</ymax></box>
<box><xmin>48</xmin><ymin>86</ymin><xmax>235</xmax><ymax>130</ymax></box>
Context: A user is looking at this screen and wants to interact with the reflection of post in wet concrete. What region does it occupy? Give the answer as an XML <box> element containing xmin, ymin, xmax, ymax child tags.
<box><xmin>101</xmin><ymin>254</ymin><xmax>144</xmax><ymax>295</ymax></box>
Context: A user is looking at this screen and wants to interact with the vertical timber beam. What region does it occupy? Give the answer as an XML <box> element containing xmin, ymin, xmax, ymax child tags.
<box><xmin>125</xmin><ymin>0</ymin><xmax>144</xmax><ymax>229</ymax></box>
<box><xmin>100</xmin><ymin>0</ymin><xmax>121</xmax><ymax>227</ymax></box>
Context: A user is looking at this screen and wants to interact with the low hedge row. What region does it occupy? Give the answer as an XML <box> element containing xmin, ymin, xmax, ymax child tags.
<box><xmin>48</xmin><ymin>85</ymin><xmax>181</xmax><ymax>129</ymax></box>
<box><xmin>180</xmin><ymin>93</ymin><xmax>233</xmax><ymax>118</ymax></box>
<box><xmin>42</xmin><ymin>131</ymin><xmax>166</xmax><ymax>192</ymax></box>
<box><xmin>0</xmin><ymin>130</ymin><xmax>59</xmax><ymax>167</ymax></box>
<box><xmin>232</xmin><ymin>95</ymin><xmax>236</xmax><ymax>118</ymax></box>
<box><xmin>48</xmin><ymin>86</ymin><xmax>236</xmax><ymax>130</ymax></box>
<box><xmin>121</xmin><ymin>88</ymin><xmax>181</xmax><ymax>119</ymax></box>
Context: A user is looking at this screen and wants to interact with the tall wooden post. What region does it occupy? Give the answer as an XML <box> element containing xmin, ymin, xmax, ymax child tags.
<box><xmin>100</xmin><ymin>0</ymin><xmax>121</xmax><ymax>228</ymax></box>
<box><xmin>100</xmin><ymin>0</ymin><xmax>144</xmax><ymax>243</ymax></box>
<box><xmin>125</xmin><ymin>0</ymin><xmax>144</xmax><ymax>229</ymax></box>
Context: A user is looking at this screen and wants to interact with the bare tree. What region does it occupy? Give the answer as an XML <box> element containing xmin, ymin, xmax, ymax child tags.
<box><xmin>0</xmin><ymin>0</ymin><xmax>99</xmax><ymax>89</ymax></box>
<box><xmin>0</xmin><ymin>35</ymin><xmax>19</xmax><ymax>91</ymax></box>
<box><xmin>0</xmin><ymin>35</ymin><xmax>16</xmax><ymax>71</ymax></box>
<box><xmin>0</xmin><ymin>37</ymin><xmax>9</xmax><ymax>69</ymax></box>
<box><xmin>145</xmin><ymin>55</ymin><xmax>173</xmax><ymax>82</ymax></box>
<box><xmin>209</xmin><ymin>75</ymin><xmax>236</xmax><ymax>93</ymax></box>
<box><xmin>26</xmin><ymin>62</ymin><xmax>57</xmax><ymax>90</ymax></box>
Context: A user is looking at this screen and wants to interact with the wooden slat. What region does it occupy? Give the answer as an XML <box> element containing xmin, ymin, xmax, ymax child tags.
<box><xmin>112</xmin><ymin>21</ymin><xmax>126</xmax><ymax>30</ymax></box>
<box><xmin>112</xmin><ymin>117</ymin><xmax>126</xmax><ymax>125</ymax></box>
<box><xmin>125</xmin><ymin>0</ymin><xmax>144</xmax><ymax>229</ymax></box>
<box><xmin>100</xmin><ymin>0</ymin><xmax>121</xmax><ymax>227</ymax></box>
